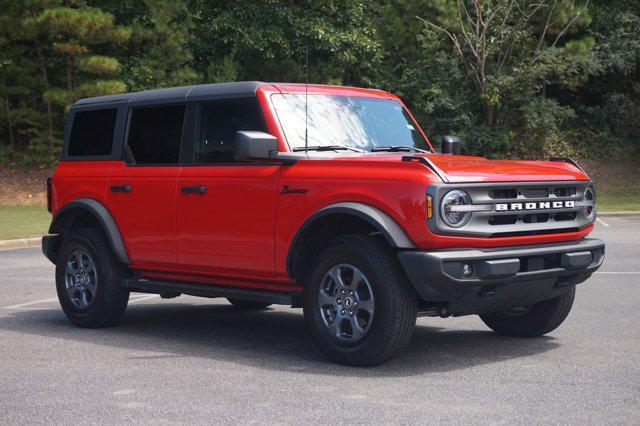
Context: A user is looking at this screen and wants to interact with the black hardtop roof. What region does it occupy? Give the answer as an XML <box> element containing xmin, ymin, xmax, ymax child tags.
<box><xmin>73</xmin><ymin>81</ymin><xmax>265</xmax><ymax>108</ymax></box>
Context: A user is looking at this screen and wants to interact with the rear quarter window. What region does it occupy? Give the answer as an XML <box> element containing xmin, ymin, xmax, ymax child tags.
<box><xmin>68</xmin><ymin>109</ymin><xmax>117</xmax><ymax>157</ymax></box>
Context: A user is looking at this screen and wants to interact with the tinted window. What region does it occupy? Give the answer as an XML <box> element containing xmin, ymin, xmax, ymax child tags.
<box><xmin>68</xmin><ymin>109</ymin><xmax>117</xmax><ymax>156</ymax></box>
<box><xmin>196</xmin><ymin>99</ymin><xmax>265</xmax><ymax>163</ymax></box>
<box><xmin>127</xmin><ymin>105</ymin><xmax>185</xmax><ymax>164</ymax></box>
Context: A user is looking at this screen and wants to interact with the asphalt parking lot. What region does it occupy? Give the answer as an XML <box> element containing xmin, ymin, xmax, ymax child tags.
<box><xmin>0</xmin><ymin>217</ymin><xmax>638</xmax><ymax>424</ymax></box>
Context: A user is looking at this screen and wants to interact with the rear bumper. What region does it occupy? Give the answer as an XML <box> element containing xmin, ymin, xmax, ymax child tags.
<box><xmin>398</xmin><ymin>238</ymin><xmax>604</xmax><ymax>316</ymax></box>
<box><xmin>42</xmin><ymin>235</ymin><xmax>60</xmax><ymax>264</ymax></box>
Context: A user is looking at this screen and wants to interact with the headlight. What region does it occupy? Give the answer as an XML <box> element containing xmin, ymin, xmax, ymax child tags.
<box><xmin>440</xmin><ymin>190</ymin><xmax>472</xmax><ymax>228</ymax></box>
<box><xmin>584</xmin><ymin>187</ymin><xmax>595</xmax><ymax>218</ymax></box>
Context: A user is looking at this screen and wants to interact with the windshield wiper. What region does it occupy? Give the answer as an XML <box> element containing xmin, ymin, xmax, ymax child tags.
<box><xmin>293</xmin><ymin>145</ymin><xmax>366</xmax><ymax>153</ymax></box>
<box><xmin>371</xmin><ymin>145</ymin><xmax>428</xmax><ymax>153</ymax></box>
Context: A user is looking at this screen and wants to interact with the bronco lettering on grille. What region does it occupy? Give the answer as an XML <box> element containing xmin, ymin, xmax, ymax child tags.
<box><xmin>495</xmin><ymin>200</ymin><xmax>575</xmax><ymax>211</ymax></box>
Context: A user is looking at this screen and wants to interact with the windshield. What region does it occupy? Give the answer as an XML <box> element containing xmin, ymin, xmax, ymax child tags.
<box><xmin>271</xmin><ymin>94</ymin><xmax>430</xmax><ymax>151</ymax></box>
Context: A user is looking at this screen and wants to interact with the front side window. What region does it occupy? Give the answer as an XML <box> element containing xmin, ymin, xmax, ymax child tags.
<box><xmin>271</xmin><ymin>94</ymin><xmax>429</xmax><ymax>151</ymax></box>
<box><xmin>196</xmin><ymin>99</ymin><xmax>265</xmax><ymax>163</ymax></box>
<box><xmin>126</xmin><ymin>105</ymin><xmax>185</xmax><ymax>164</ymax></box>
<box><xmin>68</xmin><ymin>108</ymin><xmax>117</xmax><ymax>156</ymax></box>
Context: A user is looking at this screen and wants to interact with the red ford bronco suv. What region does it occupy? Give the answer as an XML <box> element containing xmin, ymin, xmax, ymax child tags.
<box><xmin>43</xmin><ymin>82</ymin><xmax>604</xmax><ymax>366</ymax></box>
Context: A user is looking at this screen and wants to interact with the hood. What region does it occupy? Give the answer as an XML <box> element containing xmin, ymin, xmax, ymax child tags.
<box><xmin>307</xmin><ymin>152</ymin><xmax>590</xmax><ymax>183</ymax></box>
<box><xmin>408</xmin><ymin>154</ymin><xmax>590</xmax><ymax>183</ymax></box>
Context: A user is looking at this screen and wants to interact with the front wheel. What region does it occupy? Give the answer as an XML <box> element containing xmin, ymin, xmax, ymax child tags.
<box><xmin>303</xmin><ymin>235</ymin><xmax>417</xmax><ymax>366</ymax></box>
<box><xmin>480</xmin><ymin>287</ymin><xmax>576</xmax><ymax>337</ymax></box>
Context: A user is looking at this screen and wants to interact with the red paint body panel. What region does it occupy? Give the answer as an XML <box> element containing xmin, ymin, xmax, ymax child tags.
<box><xmin>274</xmin><ymin>159</ymin><xmax>435</xmax><ymax>278</ymax></box>
<box><xmin>107</xmin><ymin>162</ymin><xmax>179</xmax><ymax>268</ymax></box>
<box><xmin>51</xmin><ymin>161</ymin><xmax>115</xmax><ymax>215</ymax></box>
<box><xmin>50</xmin><ymin>83</ymin><xmax>595</xmax><ymax>292</ymax></box>
<box><xmin>176</xmin><ymin>164</ymin><xmax>280</xmax><ymax>278</ymax></box>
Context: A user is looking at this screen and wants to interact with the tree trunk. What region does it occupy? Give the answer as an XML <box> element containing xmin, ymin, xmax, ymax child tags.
<box><xmin>44</xmin><ymin>100</ymin><xmax>54</xmax><ymax>152</ymax></box>
<box><xmin>4</xmin><ymin>99</ymin><xmax>16</xmax><ymax>160</ymax></box>
<box><xmin>485</xmin><ymin>101</ymin><xmax>495</xmax><ymax>127</ymax></box>
<box><xmin>65</xmin><ymin>52</ymin><xmax>73</xmax><ymax>92</ymax></box>
<box><xmin>37</xmin><ymin>45</ymin><xmax>55</xmax><ymax>153</ymax></box>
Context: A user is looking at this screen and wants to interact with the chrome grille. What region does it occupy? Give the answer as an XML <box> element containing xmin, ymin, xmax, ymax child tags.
<box><xmin>428</xmin><ymin>181</ymin><xmax>595</xmax><ymax>238</ymax></box>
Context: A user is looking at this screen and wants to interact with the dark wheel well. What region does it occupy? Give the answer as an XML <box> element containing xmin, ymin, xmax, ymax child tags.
<box><xmin>48</xmin><ymin>199</ymin><xmax>130</xmax><ymax>265</ymax></box>
<box><xmin>288</xmin><ymin>213</ymin><xmax>384</xmax><ymax>284</ymax></box>
<box><xmin>52</xmin><ymin>207</ymin><xmax>102</xmax><ymax>236</ymax></box>
<box><xmin>48</xmin><ymin>206</ymin><xmax>122</xmax><ymax>264</ymax></box>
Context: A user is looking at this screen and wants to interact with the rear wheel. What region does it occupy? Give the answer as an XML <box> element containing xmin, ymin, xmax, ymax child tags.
<box><xmin>227</xmin><ymin>298</ymin><xmax>272</xmax><ymax>310</ymax></box>
<box><xmin>303</xmin><ymin>235</ymin><xmax>417</xmax><ymax>366</ymax></box>
<box><xmin>480</xmin><ymin>287</ymin><xmax>576</xmax><ymax>337</ymax></box>
<box><xmin>55</xmin><ymin>228</ymin><xmax>130</xmax><ymax>328</ymax></box>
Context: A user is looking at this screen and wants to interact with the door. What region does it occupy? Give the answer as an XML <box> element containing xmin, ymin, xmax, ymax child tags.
<box><xmin>176</xmin><ymin>99</ymin><xmax>280</xmax><ymax>278</ymax></box>
<box><xmin>107</xmin><ymin>105</ymin><xmax>186</xmax><ymax>269</ymax></box>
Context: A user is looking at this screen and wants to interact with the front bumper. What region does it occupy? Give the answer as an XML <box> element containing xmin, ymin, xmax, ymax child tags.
<box><xmin>398</xmin><ymin>238</ymin><xmax>604</xmax><ymax>316</ymax></box>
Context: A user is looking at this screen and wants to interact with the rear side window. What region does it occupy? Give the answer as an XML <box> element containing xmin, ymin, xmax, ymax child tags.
<box><xmin>68</xmin><ymin>109</ymin><xmax>117</xmax><ymax>156</ymax></box>
<box><xmin>126</xmin><ymin>105</ymin><xmax>185</xmax><ymax>164</ymax></box>
<box><xmin>196</xmin><ymin>99</ymin><xmax>265</xmax><ymax>163</ymax></box>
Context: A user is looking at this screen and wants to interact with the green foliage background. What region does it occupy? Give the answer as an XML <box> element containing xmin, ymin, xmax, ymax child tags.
<box><xmin>1</xmin><ymin>0</ymin><xmax>638</xmax><ymax>166</ymax></box>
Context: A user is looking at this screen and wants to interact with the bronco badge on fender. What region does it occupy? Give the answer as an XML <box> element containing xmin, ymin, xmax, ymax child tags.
<box><xmin>281</xmin><ymin>185</ymin><xmax>308</xmax><ymax>195</ymax></box>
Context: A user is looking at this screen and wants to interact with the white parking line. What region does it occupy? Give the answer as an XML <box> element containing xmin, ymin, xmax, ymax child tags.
<box><xmin>2</xmin><ymin>297</ymin><xmax>59</xmax><ymax>310</ymax></box>
<box><xmin>595</xmin><ymin>271</ymin><xmax>640</xmax><ymax>274</ymax></box>
<box><xmin>596</xmin><ymin>218</ymin><xmax>610</xmax><ymax>228</ymax></box>
<box><xmin>128</xmin><ymin>295</ymin><xmax>159</xmax><ymax>304</ymax></box>
<box><xmin>1</xmin><ymin>294</ymin><xmax>159</xmax><ymax>311</ymax></box>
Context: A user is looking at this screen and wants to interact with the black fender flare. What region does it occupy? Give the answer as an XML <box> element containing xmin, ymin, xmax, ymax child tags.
<box><xmin>49</xmin><ymin>198</ymin><xmax>130</xmax><ymax>264</ymax></box>
<box><xmin>287</xmin><ymin>202</ymin><xmax>415</xmax><ymax>278</ymax></box>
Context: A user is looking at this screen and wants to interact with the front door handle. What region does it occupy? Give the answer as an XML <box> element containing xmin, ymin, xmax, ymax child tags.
<box><xmin>181</xmin><ymin>185</ymin><xmax>207</xmax><ymax>195</ymax></box>
<box><xmin>110</xmin><ymin>185</ymin><xmax>132</xmax><ymax>193</ymax></box>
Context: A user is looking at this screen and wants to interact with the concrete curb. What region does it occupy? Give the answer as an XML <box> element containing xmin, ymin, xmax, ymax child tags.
<box><xmin>0</xmin><ymin>237</ymin><xmax>42</xmax><ymax>251</ymax></box>
<box><xmin>598</xmin><ymin>212</ymin><xmax>640</xmax><ymax>218</ymax></box>
<box><xmin>0</xmin><ymin>212</ymin><xmax>637</xmax><ymax>251</ymax></box>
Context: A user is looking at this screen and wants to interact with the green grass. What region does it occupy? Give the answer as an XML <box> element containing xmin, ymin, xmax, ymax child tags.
<box><xmin>0</xmin><ymin>187</ymin><xmax>636</xmax><ymax>242</ymax></box>
<box><xmin>0</xmin><ymin>205</ymin><xmax>50</xmax><ymax>240</ymax></box>
<box><xmin>597</xmin><ymin>187</ymin><xmax>640</xmax><ymax>212</ymax></box>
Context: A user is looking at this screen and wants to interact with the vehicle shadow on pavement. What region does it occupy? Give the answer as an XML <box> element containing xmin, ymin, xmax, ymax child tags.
<box><xmin>1</xmin><ymin>301</ymin><xmax>560</xmax><ymax>376</ymax></box>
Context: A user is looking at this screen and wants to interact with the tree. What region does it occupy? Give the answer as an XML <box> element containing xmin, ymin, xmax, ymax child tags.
<box><xmin>0</xmin><ymin>0</ymin><xmax>53</xmax><ymax>161</ymax></box>
<box><xmin>26</xmin><ymin>5</ymin><xmax>130</xmax><ymax>107</ymax></box>
<box><xmin>125</xmin><ymin>0</ymin><xmax>199</xmax><ymax>90</ymax></box>
<box><xmin>417</xmin><ymin>0</ymin><xmax>591</xmax><ymax>127</ymax></box>
<box><xmin>0</xmin><ymin>0</ymin><xmax>639</xmax><ymax>166</ymax></box>
<box><xmin>190</xmin><ymin>0</ymin><xmax>382</xmax><ymax>85</ymax></box>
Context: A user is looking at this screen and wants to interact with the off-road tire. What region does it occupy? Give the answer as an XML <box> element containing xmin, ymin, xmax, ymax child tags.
<box><xmin>480</xmin><ymin>287</ymin><xmax>576</xmax><ymax>337</ymax></box>
<box><xmin>55</xmin><ymin>227</ymin><xmax>130</xmax><ymax>328</ymax></box>
<box><xmin>227</xmin><ymin>298</ymin><xmax>272</xmax><ymax>310</ymax></box>
<box><xmin>303</xmin><ymin>235</ymin><xmax>417</xmax><ymax>366</ymax></box>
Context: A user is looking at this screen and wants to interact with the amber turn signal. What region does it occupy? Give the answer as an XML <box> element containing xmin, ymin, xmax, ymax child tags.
<box><xmin>427</xmin><ymin>195</ymin><xmax>433</xmax><ymax>219</ymax></box>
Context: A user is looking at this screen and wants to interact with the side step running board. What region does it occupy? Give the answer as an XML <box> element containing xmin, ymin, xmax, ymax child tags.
<box><xmin>122</xmin><ymin>277</ymin><xmax>302</xmax><ymax>306</ymax></box>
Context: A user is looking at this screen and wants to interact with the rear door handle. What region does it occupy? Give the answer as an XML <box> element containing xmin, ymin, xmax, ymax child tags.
<box><xmin>110</xmin><ymin>185</ymin><xmax>132</xmax><ymax>193</ymax></box>
<box><xmin>181</xmin><ymin>185</ymin><xmax>207</xmax><ymax>195</ymax></box>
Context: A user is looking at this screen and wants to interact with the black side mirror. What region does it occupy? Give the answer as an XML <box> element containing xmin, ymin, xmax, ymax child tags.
<box><xmin>441</xmin><ymin>135</ymin><xmax>461</xmax><ymax>155</ymax></box>
<box><xmin>234</xmin><ymin>131</ymin><xmax>279</xmax><ymax>161</ymax></box>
